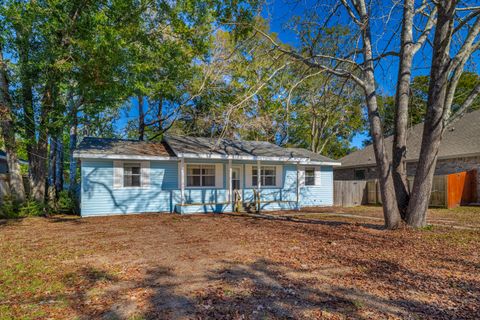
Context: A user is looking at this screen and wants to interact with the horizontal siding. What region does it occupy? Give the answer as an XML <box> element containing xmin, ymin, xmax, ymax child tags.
<box><xmin>81</xmin><ymin>160</ymin><xmax>178</xmax><ymax>216</ymax></box>
<box><xmin>301</xmin><ymin>166</ymin><xmax>334</xmax><ymax>206</ymax></box>
<box><xmin>81</xmin><ymin>159</ymin><xmax>334</xmax><ymax>216</ymax></box>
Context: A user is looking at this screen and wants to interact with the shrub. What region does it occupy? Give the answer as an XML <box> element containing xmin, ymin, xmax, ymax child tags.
<box><xmin>57</xmin><ymin>190</ymin><xmax>77</xmax><ymax>214</ymax></box>
<box><xmin>18</xmin><ymin>199</ymin><xmax>45</xmax><ymax>217</ymax></box>
<box><xmin>0</xmin><ymin>196</ymin><xmax>19</xmax><ymax>218</ymax></box>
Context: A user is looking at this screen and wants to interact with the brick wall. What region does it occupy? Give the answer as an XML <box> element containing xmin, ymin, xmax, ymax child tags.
<box><xmin>334</xmin><ymin>166</ymin><xmax>377</xmax><ymax>180</ymax></box>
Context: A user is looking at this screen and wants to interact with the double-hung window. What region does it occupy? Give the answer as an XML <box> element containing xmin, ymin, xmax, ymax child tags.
<box><xmin>305</xmin><ymin>167</ymin><xmax>315</xmax><ymax>186</ymax></box>
<box><xmin>124</xmin><ymin>163</ymin><xmax>141</xmax><ymax>187</ymax></box>
<box><xmin>252</xmin><ymin>166</ymin><xmax>276</xmax><ymax>187</ymax></box>
<box><xmin>187</xmin><ymin>164</ymin><xmax>215</xmax><ymax>187</ymax></box>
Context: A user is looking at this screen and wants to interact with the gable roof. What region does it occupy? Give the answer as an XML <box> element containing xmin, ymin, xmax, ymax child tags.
<box><xmin>164</xmin><ymin>135</ymin><xmax>340</xmax><ymax>164</ymax></box>
<box><xmin>74</xmin><ymin>135</ymin><xmax>340</xmax><ymax>164</ymax></box>
<box><xmin>340</xmin><ymin>109</ymin><xmax>480</xmax><ymax>168</ymax></box>
<box><xmin>74</xmin><ymin>137</ymin><xmax>175</xmax><ymax>160</ymax></box>
<box><xmin>0</xmin><ymin>150</ymin><xmax>28</xmax><ymax>164</ymax></box>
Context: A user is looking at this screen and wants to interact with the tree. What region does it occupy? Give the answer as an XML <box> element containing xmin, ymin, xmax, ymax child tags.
<box><xmin>0</xmin><ymin>41</ymin><xmax>26</xmax><ymax>202</ymax></box>
<box><xmin>406</xmin><ymin>1</ymin><xmax>480</xmax><ymax>227</ymax></box>
<box><xmin>286</xmin><ymin>73</ymin><xmax>364</xmax><ymax>158</ymax></box>
<box><xmin>376</xmin><ymin>72</ymin><xmax>480</xmax><ymax>138</ymax></box>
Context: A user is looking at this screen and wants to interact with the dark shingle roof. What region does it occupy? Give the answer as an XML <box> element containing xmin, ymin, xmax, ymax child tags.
<box><xmin>164</xmin><ymin>135</ymin><xmax>290</xmax><ymax>158</ymax></box>
<box><xmin>74</xmin><ymin>135</ymin><xmax>339</xmax><ymax>163</ymax></box>
<box><xmin>164</xmin><ymin>135</ymin><xmax>339</xmax><ymax>162</ymax></box>
<box><xmin>340</xmin><ymin>109</ymin><xmax>480</xmax><ymax>168</ymax></box>
<box><xmin>74</xmin><ymin>137</ymin><xmax>175</xmax><ymax>157</ymax></box>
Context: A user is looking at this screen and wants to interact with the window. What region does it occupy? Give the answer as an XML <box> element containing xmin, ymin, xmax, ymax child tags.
<box><xmin>252</xmin><ymin>166</ymin><xmax>276</xmax><ymax>187</ymax></box>
<box><xmin>305</xmin><ymin>167</ymin><xmax>315</xmax><ymax>186</ymax></box>
<box><xmin>354</xmin><ymin>169</ymin><xmax>366</xmax><ymax>180</ymax></box>
<box><xmin>124</xmin><ymin>163</ymin><xmax>141</xmax><ymax>187</ymax></box>
<box><xmin>187</xmin><ymin>164</ymin><xmax>215</xmax><ymax>187</ymax></box>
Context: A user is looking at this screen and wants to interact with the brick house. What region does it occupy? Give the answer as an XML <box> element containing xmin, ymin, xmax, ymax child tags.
<box><xmin>334</xmin><ymin>109</ymin><xmax>480</xmax><ymax>201</ymax></box>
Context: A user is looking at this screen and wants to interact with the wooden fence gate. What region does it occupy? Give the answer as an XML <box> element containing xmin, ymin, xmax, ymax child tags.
<box><xmin>334</xmin><ymin>180</ymin><xmax>367</xmax><ymax>207</ymax></box>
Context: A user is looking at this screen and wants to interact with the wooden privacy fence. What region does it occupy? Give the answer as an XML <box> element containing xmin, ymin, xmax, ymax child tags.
<box><xmin>367</xmin><ymin>176</ymin><xmax>447</xmax><ymax>207</ymax></box>
<box><xmin>335</xmin><ymin>170</ymin><xmax>477</xmax><ymax>208</ymax></box>
<box><xmin>334</xmin><ymin>180</ymin><xmax>367</xmax><ymax>207</ymax></box>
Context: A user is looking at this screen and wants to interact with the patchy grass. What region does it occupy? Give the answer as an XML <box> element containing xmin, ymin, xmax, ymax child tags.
<box><xmin>0</xmin><ymin>212</ymin><xmax>479</xmax><ymax>319</ymax></box>
<box><xmin>294</xmin><ymin>205</ymin><xmax>480</xmax><ymax>228</ymax></box>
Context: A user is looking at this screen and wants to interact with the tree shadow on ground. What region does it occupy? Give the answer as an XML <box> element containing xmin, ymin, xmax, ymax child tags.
<box><xmin>61</xmin><ymin>255</ymin><xmax>480</xmax><ymax>320</ymax></box>
<box><xmin>47</xmin><ymin>215</ymin><xmax>85</xmax><ymax>224</ymax></box>
<box><xmin>228</xmin><ymin>212</ymin><xmax>385</xmax><ymax>230</ymax></box>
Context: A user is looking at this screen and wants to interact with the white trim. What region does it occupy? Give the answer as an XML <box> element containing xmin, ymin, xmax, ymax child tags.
<box><xmin>73</xmin><ymin>153</ymin><xmax>175</xmax><ymax>161</ymax></box>
<box><xmin>314</xmin><ymin>166</ymin><xmax>322</xmax><ymax>186</ymax></box>
<box><xmin>184</xmin><ymin>162</ymin><xmax>222</xmax><ymax>189</ymax></box>
<box><xmin>296</xmin><ymin>162</ymin><xmax>300</xmax><ymax>207</ymax></box>
<box><xmin>302</xmin><ymin>161</ymin><xmax>341</xmax><ymax>166</ymax></box>
<box><xmin>112</xmin><ymin>160</ymin><xmax>150</xmax><ymax>189</ymax></box>
<box><xmin>73</xmin><ymin>152</ymin><xmax>341</xmax><ymax>165</ymax></box>
<box><xmin>257</xmin><ymin>160</ymin><xmax>261</xmax><ymax>190</ymax></box>
<box><xmin>227</xmin><ymin>160</ymin><xmax>232</xmax><ymax>203</ymax></box>
<box><xmin>178</xmin><ymin>152</ymin><xmax>341</xmax><ymax>165</ymax></box>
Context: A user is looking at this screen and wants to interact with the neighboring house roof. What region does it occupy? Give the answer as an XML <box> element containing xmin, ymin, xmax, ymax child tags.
<box><xmin>74</xmin><ymin>137</ymin><xmax>175</xmax><ymax>160</ymax></box>
<box><xmin>0</xmin><ymin>150</ymin><xmax>28</xmax><ymax>165</ymax></box>
<box><xmin>74</xmin><ymin>135</ymin><xmax>340</xmax><ymax>165</ymax></box>
<box><xmin>340</xmin><ymin>109</ymin><xmax>480</xmax><ymax>168</ymax></box>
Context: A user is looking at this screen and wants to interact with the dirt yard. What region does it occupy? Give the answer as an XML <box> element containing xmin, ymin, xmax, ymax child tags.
<box><xmin>1</xmin><ymin>208</ymin><xmax>479</xmax><ymax>319</ymax></box>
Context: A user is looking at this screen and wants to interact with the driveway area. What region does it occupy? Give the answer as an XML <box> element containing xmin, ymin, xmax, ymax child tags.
<box><xmin>1</xmin><ymin>208</ymin><xmax>479</xmax><ymax>319</ymax></box>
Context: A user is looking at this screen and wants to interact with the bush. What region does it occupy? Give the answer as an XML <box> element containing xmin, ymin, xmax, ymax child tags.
<box><xmin>0</xmin><ymin>196</ymin><xmax>19</xmax><ymax>219</ymax></box>
<box><xmin>18</xmin><ymin>199</ymin><xmax>45</xmax><ymax>217</ymax></box>
<box><xmin>57</xmin><ymin>190</ymin><xmax>77</xmax><ymax>214</ymax></box>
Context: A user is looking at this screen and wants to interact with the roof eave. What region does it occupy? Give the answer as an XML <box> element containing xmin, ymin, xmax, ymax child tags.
<box><xmin>73</xmin><ymin>152</ymin><xmax>176</xmax><ymax>161</ymax></box>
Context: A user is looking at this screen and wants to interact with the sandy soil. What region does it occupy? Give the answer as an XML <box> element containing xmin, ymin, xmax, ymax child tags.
<box><xmin>1</xmin><ymin>211</ymin><xmax>479</xmax><ymax>319</ymax></box>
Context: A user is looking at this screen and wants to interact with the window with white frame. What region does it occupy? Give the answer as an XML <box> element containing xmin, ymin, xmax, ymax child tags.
<box><xmin>305</xmin><ymin>167</ymin><xmax>315</xmax><ymax>186</ymax></box>
<box><xmin>187</xmin><ymin>164</ymin><xmax>215</xmax><ymax>187</ymax></box>
<box><xmin>124</xmin><ymin>163</ymin><xmax>141</xmax><ymax>187</ymax></box>
<box><xmin>252</xmin><ymin>166</ymin><xmax>276</xmax><ymax>187</ymax></box>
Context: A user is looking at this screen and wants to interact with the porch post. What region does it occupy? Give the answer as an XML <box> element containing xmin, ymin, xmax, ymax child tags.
<box><xmin>257</xmin><ymin>159</ymin><xmax>261</xmax><ymax>212</ymax></box>
<box><xmin>227</xmin><ymin>159</ymin><xmax>232</xmax><ymax>204</ymax></box>
<box><xmin>296</xmin><ymin>161</ymin><xmax>300</xmax><ymax>210</ymax></box>
<box><xmin>180</xmin><ymin>157</ymin><xmax>185</xmax><ymax>205</ymax></box>
<box><xmin>257</xmin><ymin>159</ymin><xmax>261</xmax><ymax>190</ymax></box>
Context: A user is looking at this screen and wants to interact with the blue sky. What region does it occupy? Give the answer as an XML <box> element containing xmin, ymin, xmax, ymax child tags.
<box><xmin>118</xmin><ymin>1</ymin><xmax>479</xmax><ymax>149</ymax></box>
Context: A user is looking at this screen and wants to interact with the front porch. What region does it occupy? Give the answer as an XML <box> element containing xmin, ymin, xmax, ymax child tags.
<box><xmin>175</xmin><ymin>158</ymin><xmax>303</xmax><ymax>214</ymax></box>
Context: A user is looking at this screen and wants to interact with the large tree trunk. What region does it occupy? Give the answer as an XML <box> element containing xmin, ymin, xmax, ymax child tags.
<box><xmin>55</xmin><ymin>137</ymin><xmax>64</xmax><ymax>194</ymax></box>
<box><xmin>357</xmin><ymin>1</ymin><xmax>402</xmax><ymax>229</ymax></box>
<box><xmin>68</xmin><ymin>100</ymin><xmax>80</xmax><ymax>195</ymax></box>
<box><xmin>138</xmin><ymin>95</ymin><xmax>145</xmax><ymax>140</ymax></box>
<box><xmin>17</xmin><ymin>36</ymin><xmax>39</xmax><ymax>201</ymax></box>
<box><xmin>0</xmin><ymin>45</ymin><xmax>26</xmax><ymax>203</ymax></box>
<box><xmin>30</xmin><ymin>84</ymin><xmax>53</xmax><ymax>202</ymax></box>
<box><xmin>392</xmin><ymin>0</ymin><xmax>415</xmax><ymax>218</ymax></box>
<box><xmin>48</xmin><ymin>136</ymin><xmax>57</xmax><ymax>205</ymax></box>
<box><xmin>406</xmin><ymin>1</ymin><xmax>456</xmax><ymax>227</ymax></box>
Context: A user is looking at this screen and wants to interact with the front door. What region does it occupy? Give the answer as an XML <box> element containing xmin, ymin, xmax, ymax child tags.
<box><xmin>231</xmin><ymin>167</ymin><xmax>242</xmax><ymax>201</ymax></box>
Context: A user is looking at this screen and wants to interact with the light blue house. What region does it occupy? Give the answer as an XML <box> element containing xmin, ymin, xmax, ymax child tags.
<box><xmin>74</xmin><ymin>135</ymin><xmax>341</xmax><ymax>216</ymax></box>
